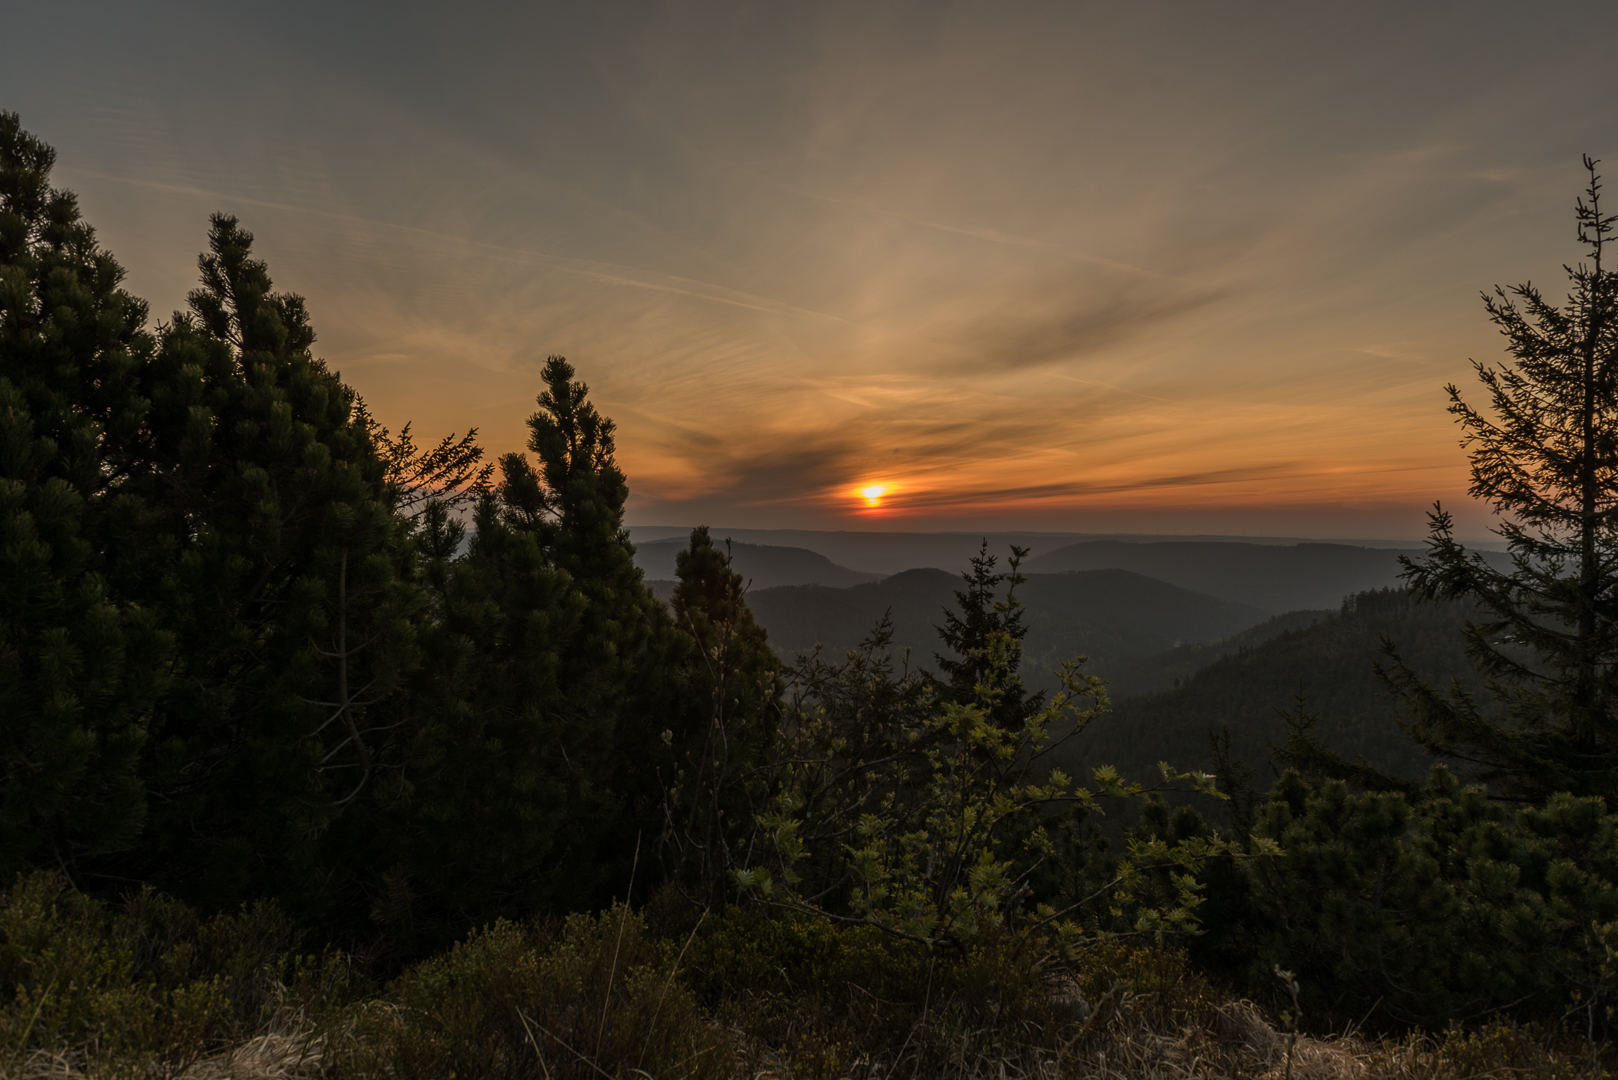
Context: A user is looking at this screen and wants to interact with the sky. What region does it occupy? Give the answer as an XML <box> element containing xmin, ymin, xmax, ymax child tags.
<box><xmin>7</xmin><ymin>1</ymin><xmax>1618</xmax><ymax>539</ymax></box>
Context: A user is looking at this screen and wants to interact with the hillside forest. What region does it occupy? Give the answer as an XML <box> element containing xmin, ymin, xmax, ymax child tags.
<box><xmin>9</xmin><ymin>111</ymin><xmax>1618</xmax><ymax>1078</ymax></box>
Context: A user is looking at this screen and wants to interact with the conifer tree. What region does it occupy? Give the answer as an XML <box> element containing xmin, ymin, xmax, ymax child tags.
<box><xmin>1385</xmin><ymin>157</ymin><xmax>1618</xmax><ymax>802</ymax></box>
<box><xmin>363</xmin><ymin>495</ymin><xmax>584</xmax><ymax>941</ymax></box>
<box><xmin>480</xmin><ymin>357</ymin><xmax>689</xmax><ymax>906</ymax></box>
<box><xmin>496</xmin><ymin>357</ymin><xmax>673</xmax><ymax>735</ymax></box>
<box><xmin>662</xmin><ymin>526</ymin><xmax>781</xmax><ymax>900</ymax></box>
<box><xmin>118</xmin><ymin>215</ymin><xmax>420</xmax><ymax>914</ymax></box>
<box><xmin>356</xmin><ymin>401</ymin><xmax>493</xmax><ymax>525</ymax></box>
<box><xmin>0</xmin><ymin>112</ymin><xmax>171</xmax><ymax>876</ymax></box>
<box><xmin>934</xmin><ymin>542</ymin><xmax>1044</xmax><ymax>731</ymax></box>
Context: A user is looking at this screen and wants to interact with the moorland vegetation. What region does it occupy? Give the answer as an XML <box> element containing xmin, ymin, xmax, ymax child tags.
<box><xmin>7</xmin><ymin>110</ymin><xmax>1618</xmax><ymax>1077</ymax></box>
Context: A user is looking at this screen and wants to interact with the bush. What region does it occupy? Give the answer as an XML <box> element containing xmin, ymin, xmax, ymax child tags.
<box><xmin>680</xmin><ymin>906</ymin><xmax>1213</xmax><ymax>1079</ymax></box>
<box><xmin>337</xmin><ymin>904</ymin><xmax>732</xmax><ymax>1080</ymax></box>
<box><xmin>0</xmin><ymin>870</ymin><xmax>348</xmax><ymax>1078</ymax></box>
<box><xmin>1229</xmin><ymin>768</ymin><xmax>1618</xmax><ymax>1030</ymax></box>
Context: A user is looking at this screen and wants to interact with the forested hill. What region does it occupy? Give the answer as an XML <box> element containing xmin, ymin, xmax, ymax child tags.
<box><xmin>1097</xmin><ymin>607</ymin><xmax>1336</xmax><ymax>698</ymax></box>
<box><xmin>633</xmin><ymin>537</ymin><xmax>881</xmax><ymax>589</ymax></box>
<box><xmin>1025</xmin><ymin>540</ymin><xmax>1509</xmax><ymax>613</ymax></box>
<box><xmin>734</xmin><ymin>568</ymin><xmax>1267</xmax><ymax>675</ymax></box>
<box><xmin>1049</xmin><ymin>589</ymin><xmax>1482</xmax><ymax>786</ymax></box>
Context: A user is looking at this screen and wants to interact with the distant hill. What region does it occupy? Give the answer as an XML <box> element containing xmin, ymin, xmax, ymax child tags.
<box><xmin>1049</xmin><ymin>590</ymin><xmax>1485</xmax><ymax>787</ymax></box>
<box><xmin>743</xmin><ymin>568</ymin><xmax>1268</xmax><ymax>680</ymax></box>
<box><xmin>1023</xmin><ymin>540</ymin><xmax>1509</xmax><ymax>613</ymax></box>
<box><xmin>1098</xmin><ymin>608</ymin><xmax>1336</xmax><ymax>698</ymax></box>
<box><xmin>631</xmin><ymin>537</ymin><xmax>882</xmax><ymax>589</ymax></box>
<box><xmin>627</xmin><ymin>527</ymin><xmax>1445</xmax><ymax>577</ymax></box>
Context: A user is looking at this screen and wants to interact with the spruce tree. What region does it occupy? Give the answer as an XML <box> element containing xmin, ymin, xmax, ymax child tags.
<box><xmin>1385</xmin><ymin>157</ymin><xmax>1618</xmax><ymax>802</ymax></box>
<box><xmin>934</xmin><ymin>541</ymin><xmax>1044</xmax><ymax>731</ymax></box>
<box><xmin>0</xmin><ymin>112</ymin><xmax>171</xmax><ymax>877</ymax></box>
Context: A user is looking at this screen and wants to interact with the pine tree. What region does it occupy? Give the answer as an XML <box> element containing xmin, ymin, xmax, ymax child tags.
<box><xmin>1385</xmin><ymin>157</ymin><xmax>1618</xmax><ymax>802</ymax></box>
<box><xmin>356</xmin><ymin>400</ymin><xmax>493</xmax><ymax>525</ymax></box>
<box><xmin>662</xmin><ymin>526</ymin><xmax>781</xmax><ymax>900</ymax></box>
<box><xmin>115</xmin><ymin>215</ymin><xmax>421</xmax><ymax>915</ymax></box>
<box><xmin>0</xmin><ymin>113</ymin><xmax>171</xmax><ymax>877</ymax></box>
<box><xmin>362</xmin><ymin>494</ymin><xmax>584</xmax><ymax>942</ymax></box>
<box><xmin>478</xmin><ymin>357</ymin><xmax>688</xmax><ymax>906</ymax></box>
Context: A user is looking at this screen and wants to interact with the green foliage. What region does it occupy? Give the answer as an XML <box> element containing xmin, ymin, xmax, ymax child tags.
<box><xmin>449</xmin><ymin>356</ymin><xmax>691</xmax><ymax>912</ymax></box>
<box><xmin>8</xmin><ymin>875</ymin><xmax>1614</xmax><ymax>1080</ymax></box>
<box><xmin>1390</xmin><ymin>158</ymin><xmax>1618</xmax><ymax>802</ymax></box>
<box><xmin>933</xmin><ymin>543</ymin><xmax>1043</xmax><ymax>730</ymax></box>
<box><xmin>356</xmin><ymin>402</ymin><xmax>493</xmax><ymax>524</ymax></box>
<box><xmin>361</xmin><ymin>493</ymin><xmax>584</xmax><ymax>942</ymax></box>
<box><xmin>734</xmin><ymin>617</ymin><xmax>934</xmax><ymax>913</ymax></box>
<box><xmin>110</xmin><ymin>214</ymin><xmax>421</xmax><ymax>924</ymax></box>
<box><xmin>1431</xmin><ymin>1017</ymin><xmax>1596</xmax><ymax>1080</ymax></box>
<box><xmin>1180</xmin><ymin>766</ymin><xmax>1618</xmax><ymax>1031</ymax></box>
<box><xmin>683</xmin><ymin>905</ymin><xmax>932</xmax><ymax>1009</ymax></box>
<box><xmin>661</xmin><ymin>526</ymin><xmax>782</xmax><ymax>902</ymax></box>
<box><xmin>3</xmin><ymin>116</ymin><xmax>732</xmax><ymax>939</ymax></box>
<box><xmin>342</xmin><ymin>905</ymin><xmax>732</xmax><ymax>1080</ymax></box>
<box><xmin>683</xmin><ymin>906</ymin><xmax>1048</xmax><ymax>1078</ymax></box>
<box><xmin>0</xmin><ymin>871</ymin><xmax>350</xmax><ymax>1078</ymax></box>
<box><xmin>0</xmin><ymin>110</ymin><xmax>171</xmax><ymax>877</ymax></box>
<box><xmin>740</xmin><ymin>569</ymin><xmax>1249</xmax><ymax>951</ymax></box>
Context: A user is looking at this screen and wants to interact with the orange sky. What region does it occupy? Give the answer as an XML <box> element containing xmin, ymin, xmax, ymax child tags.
<box><xmin>9</xmin><ymin>2</ymin><xmax>1618</xmax><ymax>539</ymax></box>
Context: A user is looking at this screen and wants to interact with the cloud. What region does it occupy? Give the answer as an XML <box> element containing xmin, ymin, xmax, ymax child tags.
<box><xmin>939</xmin><ymin>281</ymin><xmax>1230</xmax><ymax>373</ymax></box>
<box><xmin>18</xmin><ymin>0</ymin><xmax>1618</xmax><ymax>536</ymax></box>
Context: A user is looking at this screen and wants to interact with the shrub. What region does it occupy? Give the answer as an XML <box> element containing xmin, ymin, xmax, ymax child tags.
<box><xmin>1230</xmin><ymin>768</ymin><xmax>1618</xmax><ymax>1030</ymax></box>
<box><xmin>0</xmin><ymin>870</ymin><xmax>347</xmax><ymax>1078</ymax></box>
<box><xmin>337</xmin><ymin>904</ymin><xmax>732</xmax><ymax>1080</ymax></box>
<box><xmin>681</xmin><ymin>906</ymin><xmax>1214</xmax><ymax>1080</ymax></box>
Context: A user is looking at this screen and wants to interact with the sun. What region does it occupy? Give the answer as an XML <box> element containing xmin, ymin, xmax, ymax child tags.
<box><xmin>860</xmin><ymin>484</ymin><xmax>886</xmax><ymax>508</ymax></box>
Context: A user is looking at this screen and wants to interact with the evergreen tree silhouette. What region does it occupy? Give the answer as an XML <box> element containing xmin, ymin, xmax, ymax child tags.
<box><xmin>0</xmin><ymin>112</ymin><xmax>171</xmax><ymax>877</ymax></box>
<box><xmin>1386</xmin><ymin>157</ymin><xmax>1618</xmax><ymax>802</ymax></box>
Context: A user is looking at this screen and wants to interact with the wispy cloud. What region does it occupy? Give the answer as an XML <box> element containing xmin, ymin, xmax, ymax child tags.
<box><xmin>18</xmin><ymin>0</ymin><xmax>1618</xmax><ymax>536</ymax></box>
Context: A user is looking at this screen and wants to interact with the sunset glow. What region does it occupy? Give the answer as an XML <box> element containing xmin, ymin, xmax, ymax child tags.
<box><xmin>13</xmin><ymin>4</ymin><xmax>1617</xmax><ymax>538</ymax></box>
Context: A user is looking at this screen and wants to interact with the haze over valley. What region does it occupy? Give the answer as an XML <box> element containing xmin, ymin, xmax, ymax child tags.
<box><xmin>634</xmin><ymin>531</ymin><xmax>1494</xmax><ymax>781</ymax></box>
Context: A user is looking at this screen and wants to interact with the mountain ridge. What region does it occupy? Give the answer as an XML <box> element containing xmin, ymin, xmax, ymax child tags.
<box><xmin>739</xmin><ymin>568</ymin><xmax>1269</xmax><ymax>679</ymax></box>
<box><xmin>632</xmin><ymin>537</ymin><xmax>882</xmax><ymax>589</ymax></box>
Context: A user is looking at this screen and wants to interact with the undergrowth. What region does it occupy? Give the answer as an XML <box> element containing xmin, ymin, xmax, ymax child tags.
<box><xmin>2</xmin><ymin>872</ymin><xmax>1612</xmax><ymax>1079</ymax></box>
<box><xmin>0</xmin><ymin>871</ymin><xmax>351</xmax><ymax>1079</ymax></box>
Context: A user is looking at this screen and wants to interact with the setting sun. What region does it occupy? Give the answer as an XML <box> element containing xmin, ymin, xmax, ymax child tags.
<box><xmin>860</xmin><ymin>484</ymin><xmax>886</xmax><ymax>507</ymax></box>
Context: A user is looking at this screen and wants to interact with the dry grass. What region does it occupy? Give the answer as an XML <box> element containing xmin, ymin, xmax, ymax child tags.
<box><xmin>7</xmin><ymin>992</ymin><xmax>1608</xmax><ymax>1080</ymax></box>
<box><xmin>0</xmin><ymin>1011</ymin><xmax>323</xmax><ymax>1080</ymax></box>
<box><xmin>179</xmin><ymin>1024</ymin><xmax>325</xmax><ymax>1080</ymax></box>
<box><xmin>2</xmin><ymin>871</ymin><xmax>1606</xmax><ymax>1080</ymax></box>
<box><xmin>718</xmin><ymin>988</ymin><xmax>1609</xmax><ymax>1080</ymax></box>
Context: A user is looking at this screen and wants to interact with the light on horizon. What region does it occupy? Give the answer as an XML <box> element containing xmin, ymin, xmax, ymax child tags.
<box><xmin>860</xmin><ymin>484</ymin><xmax>886</xmax><ymax>508</ymax></box>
